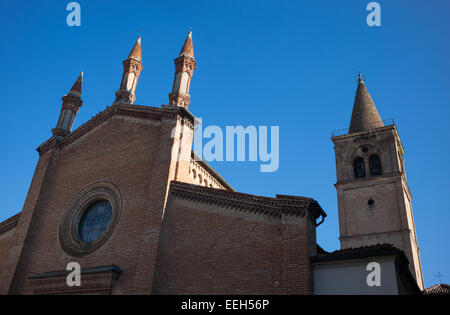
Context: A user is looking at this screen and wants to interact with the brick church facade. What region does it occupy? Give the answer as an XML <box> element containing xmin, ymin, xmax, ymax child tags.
<box><xmin>0</xmin><ymin>33</ymin><xmax>424</xmax><ymax>294</ymax></box>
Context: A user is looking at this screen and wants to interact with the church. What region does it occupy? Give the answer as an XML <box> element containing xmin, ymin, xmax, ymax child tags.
<box><xmin>0</xmin><ymin>32</ymin><xmax>428</xmax><ymax>294</ymax></box>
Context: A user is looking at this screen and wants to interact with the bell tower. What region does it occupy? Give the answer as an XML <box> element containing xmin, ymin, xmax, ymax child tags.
<box><xmin>331</xmin><ymin>75</ymin><xmax>424</xmax><ymax>289</ymax></box>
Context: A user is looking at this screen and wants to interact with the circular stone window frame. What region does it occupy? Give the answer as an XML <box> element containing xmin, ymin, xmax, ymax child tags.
<box><xmin>59</xmin><ymin>180</ymin><xmax>122</xmax><ymax>257</ymax></box>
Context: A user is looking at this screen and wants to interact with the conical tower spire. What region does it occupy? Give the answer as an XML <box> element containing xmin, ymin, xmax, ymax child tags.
<box><xmin>68</xmin><ymin>72</ymin><xmax>83</xmax><ymax>97</ymax></box>
<box><xmin>179</xmin><ymin>31</ymin><xmax>194</xmax><ymax>58</ymax></box>
<box><xmin>113</xmin><ymin>36</ymin><xmax>143</xmax><ymax>105</ymax></box>
<box><xmin>128</xmin><ymin>36</ymin><xmax>142</xmax><ymax>60</ymax></box>
<box><xmin>348</xmin><ymin>74</ymin><xmax>383</xmax><ymax>133</ymax></box>
<box><xmin>52</xmin><ymin>72</ymin><xmax>84</xmax><ymax>138</ymax></box>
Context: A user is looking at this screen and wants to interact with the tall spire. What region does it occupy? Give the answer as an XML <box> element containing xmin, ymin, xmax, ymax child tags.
<box><xmin>169</xmin><ymin>31</ymin><xmax>197</xmax><ymax>109</ymax></box>
<box><xmin>113</xmin><ymin>36</ymin><xmax>143</xmax><ymax>105</ymax></box>
<box><xmin>348</xmin><ymin>74</ymin><xmax>383</xmax><ymax>133</ymax></box>
<box><xmin>52</xmin><ymin>72</ymin><xmax>84</xmax><ymax>138</ymax></box>
<box><xmin>128</xmin><ymin>36</ymin><xmax>142</xmax><ymax>60</ymax></box>
<box><xmin>179</xmin><ymin>31</ymin><xmax>194</xmax><ymax>58</ymax></box>
<box><xmin>68</xmin><ymin>71</ymin><xmax>83</xmax><ymax>97</ymax></box>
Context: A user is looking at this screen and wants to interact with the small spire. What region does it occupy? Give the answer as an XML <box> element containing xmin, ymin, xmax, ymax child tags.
<box><xmin>348</xmin><ymin>74</ymin><xmax>383</xmax><ymax>133</ymax></box>
<box><xmin>128</xmin><ymin>36</ymin><xmax>142</xmax><ymax>60</ymax></box>
<box><xmin>179</xmin><ymin>30</ymin><xmax>194</xmax><ymax>58</ymax></box>
<box><xmin>68</xmin><ymin>72</ymin><xmax>83</xmax><ymax>97</ymax></box>
<box><xmin>53</xmin><ymin>72</ymin><xmax>84</xmax><ymax>138</ymax></box>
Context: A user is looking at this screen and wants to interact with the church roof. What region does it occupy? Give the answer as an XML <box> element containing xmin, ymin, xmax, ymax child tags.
<box><xmin>128</xmin><ymin>36</ymin><xmax>142</xmax><ymax>60</ymax></box>
<box><xmin>423</xmin><ymin>284</ymin><xmax>450</xmax><ymax>295</ymax></box>
<box><xmin>179</xmin><ymin>31</ymin><xmax>194</xmax><ymax>58</ymax></box>
<box><xmin>348</xmin><ymin>76</ymin><xmax>383</xmax><ymax>134</ymax></box>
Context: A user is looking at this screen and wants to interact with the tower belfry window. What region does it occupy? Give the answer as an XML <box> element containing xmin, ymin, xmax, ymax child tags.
<box><xmin>353</xmin><ymin>157</ymin><xmax>366</xmax><ymax>178</ymax></box>
<box><xmin>369</xmin><ymin>154</ymin><xmax>382</xmax><ymax>176</ymax></box>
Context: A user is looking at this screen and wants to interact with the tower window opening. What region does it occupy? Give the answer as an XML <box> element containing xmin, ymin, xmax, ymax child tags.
<box><xmin>353</xmin><ymin>157</ymin><xmax>366</xmax><ymax>178</ymax></box>
<box><xmin>368</xmin><ymin>199</ymin><xmax>375</xmax><ymax>207</ymax></box>
<box><xmin>369</xmin><ymin>154</ymin><xmax>382</xmax><ymax>176</ymax></box>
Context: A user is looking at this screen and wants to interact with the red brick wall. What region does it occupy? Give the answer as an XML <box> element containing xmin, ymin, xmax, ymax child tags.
<box><xmin>152</xmin><ymin>195</ymin><xmax>313</xmax><ymax>294</ymax></box>
<box><xmin>3</xmin><ymin>113</ymin><xmax>180</xmax><ymax>294</ymax></box>
<box><xmin>1</xmin><ymin>105</ymin><xmax>316</xmax><ymax>295</ymax></box>
<box><xmin>0</xmin><ymin>147</ymin><xmax>56</xmax><ymax>294</ymax></box>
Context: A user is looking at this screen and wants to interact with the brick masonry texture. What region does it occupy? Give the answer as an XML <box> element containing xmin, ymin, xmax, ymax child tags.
<box><xmin>0</xmin><ymin>104</ymin><xmax>322</xmax><ymax>294</ymax></box>
<box><xmin>152</xmin><ymin>194</ymin><xmax>315</xmax><ymax>294</ymax></box>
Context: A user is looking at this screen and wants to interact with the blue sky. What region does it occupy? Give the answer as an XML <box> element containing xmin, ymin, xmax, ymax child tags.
<box><xmin>0</xmin><ymin>0</ymin><xmax>449</xmax><ymax>288</ymax></box>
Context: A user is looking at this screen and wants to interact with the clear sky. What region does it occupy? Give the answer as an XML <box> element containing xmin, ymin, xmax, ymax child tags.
<box><xmin>0</xmin><ymin>0</ymin><xmax>448</xmax><ymax>288</ymax></box>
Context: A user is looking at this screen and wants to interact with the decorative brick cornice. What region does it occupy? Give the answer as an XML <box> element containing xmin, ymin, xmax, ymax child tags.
<box><xmin>37</xmin><ymin>104</ymin><xmax>196</xmax><ymax>155</ymax></box>
<box><xmin>36</xmin><ymin>137</ymin><xmax>58</xmax><ymax>155</ymax></box>
<box><xmin>123</xmin><ymin>58</ymin><xmax>143</xmax><ymax>73</ymax></box>
<box><xmin>169</xmin><ymin>91</ymin><xmax>191</xmax><ymax>108</ymax></box>
<box><xmin>0</xmin><ymin>212</ymin><xmax>21</xmax><ymax>236</ymax></box>
<box><xmin>174</xmin><ymin>56</ymin><xmax>196</xmax><ymax>76</ymax></box>
<box><xmin>61</xmin><ymin>94</ymin><xmax>83</xmax><ymax>110</ymax></box>
<box><xmin>169</xmin><ymin>181</ymin><xmax>326</xmax><ymax>223</ymax></box>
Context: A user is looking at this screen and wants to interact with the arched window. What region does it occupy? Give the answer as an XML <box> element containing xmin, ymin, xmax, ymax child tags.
<box><xmin>369</xmin><ymin>154</ymin><xmax>382</xmax><ymax>176</ymax></box>
<box><xmin>353</xmin><ymin>157</ymin><xmax>366</xmax><ymax>178</ymax></box>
